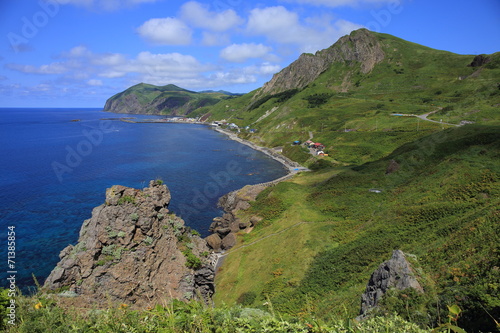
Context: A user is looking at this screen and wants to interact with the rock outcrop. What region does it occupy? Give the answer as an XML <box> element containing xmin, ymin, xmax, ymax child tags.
<box><xmin>206</xmin><ymin>184</ymin><xmax>268</xmax><ymax>251</ymax></box>
<box><xmin>43</xmin><ymin>180</ymin><xmax>215</xmax><ymax>308</ymax></box>
<box><xmin>359</xmin><ymin>250</ymin><xmax>423</xmax><ymax>318</ymax></box>
<box><xmin>256</xmin><ymin>29</ymin><xmax>385</xmax><ymax>98</ymax></box>
<box><xmin>468</xmin><ymin>54</ymin><xmax>491</xmax><ymax>67</ymax></box>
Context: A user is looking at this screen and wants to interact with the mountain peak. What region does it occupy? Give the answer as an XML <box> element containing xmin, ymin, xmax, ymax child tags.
<box><xmin>256</xmin><ymin>29</ymin><xmax>385</xmax><ymax>97</ymax></box>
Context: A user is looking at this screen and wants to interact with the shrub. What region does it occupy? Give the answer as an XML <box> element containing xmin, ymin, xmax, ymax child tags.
<box><xmin>182</xmin><ymin>249</ymin><xmax>202</xmax><ymax>270</ymax></box>
<box><xmin>117</xmin><ymin>195</ymin><xmax>135</xmax><ymax>205</ymax></box>
<box><xmin>237</xmin><ymin>291</ymin><xmax>257</xmax><ymax>306</ymax></box>
<box><xmin>303</xmin><ymin>93</ymin><xmax>332</xmax><ymax>108</ymax></box>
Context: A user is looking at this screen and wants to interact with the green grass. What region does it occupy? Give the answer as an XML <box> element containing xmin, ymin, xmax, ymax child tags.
<box><xmin>214</xmin><ymin>125</ymin><xmax>500</xmax><ymax>332</ymax></box>
<box><xmin>1</xmin><ymin>292</ymin><xmax>437</xmax><ymax>332</ymax></box>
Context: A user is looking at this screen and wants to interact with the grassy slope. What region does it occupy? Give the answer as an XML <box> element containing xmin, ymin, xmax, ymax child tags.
<box><xmin>214</xmin><ymin>125</ymin><xmax>500</xmax><ymax>332</ymax></box>
<box><xmin>211</xmin><ymin>32</ymin><xmax>500</xmax><ymax>331</ymax></box>
<box><xmin>205</xmin><ymin>32</ymin><xmax>500</xmax><ymax>167</ymax></box>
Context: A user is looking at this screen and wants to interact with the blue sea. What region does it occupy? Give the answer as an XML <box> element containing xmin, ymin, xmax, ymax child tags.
<box><xmin>0</xmin><ymin>108</ymin><xmax>287</xmax><ymax>291</ymax></box>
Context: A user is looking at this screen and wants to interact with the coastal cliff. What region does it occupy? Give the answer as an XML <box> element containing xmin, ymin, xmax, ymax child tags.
<box><xmin>103</xmin><ymin>83</ymin><xmax>229</xmax><ymax>115</ymax></box>
<box><xmin>43</xmin><ymin>180</ymin><xmax>215</xmax><ymax>308</ymax></box>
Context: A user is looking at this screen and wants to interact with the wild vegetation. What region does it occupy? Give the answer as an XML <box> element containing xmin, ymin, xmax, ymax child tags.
<box><xmin>4</xmin><ymin>30</ymin><xmax>499</xmax><ymax>332</ymax></box>
<box><xmin>1</xmin><ymin>290</ymin><xmax>462</xmax><ymax>332</ymax></box>
<box><xmin>214</xmin><ymin>125</ymin><xmax>500</xmax><ymax>332</ymax></box>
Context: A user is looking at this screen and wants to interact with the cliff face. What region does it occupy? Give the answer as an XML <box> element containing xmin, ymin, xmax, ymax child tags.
<box><xmin>256</xmin><ymin>29</ymin><xmax>385</xmax><ymax>97</ymax></box>
<box><xmin>43</xmin><ymin>180</ymin><xmax>215</xmax><ymax>308</ymax></box>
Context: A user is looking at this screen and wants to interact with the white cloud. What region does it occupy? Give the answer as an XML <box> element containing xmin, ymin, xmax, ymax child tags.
<box><xmin>180</xmin><ymin>1</ymin><xmax>243</xmax><ymax>32</ymax></box>
<box><xmin>253</xmin><ymin>63</ymin><xmax>282</xmax><ymax>75</ymax></box>
<box><xmin>137</xmin><ymin>18</ymin><xmax>192</xmax><ymax>45</ymax></box>
<box><xmin>87</xmin><ymin>79</ymin><xmax>103</xmax><ymax>86</ymax></box>
<box><xmin>247</xmin><ymin>6</ymin><xmax>363</xmax><ymax>53</ymax></box>
<box><xmin>247</xmin><ymin>6</ymin><xmax>301</xmax><ymax>44</ymax></box>
<box><xmin>220</xmin><ymin>43</ymin><xmax>272</xmax><ymax>63</ymax></box>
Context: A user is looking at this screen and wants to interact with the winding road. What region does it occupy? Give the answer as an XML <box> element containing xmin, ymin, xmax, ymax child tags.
<box><xmin>393</xmin><ymin>107</ymin><xmax>460</xmax><ymax>127</ymax></box>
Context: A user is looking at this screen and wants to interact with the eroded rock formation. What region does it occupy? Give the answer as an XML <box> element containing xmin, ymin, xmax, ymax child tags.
<box><xmin>359</xmin><ymin>250</ymin><xmax>423</xmax><ymax>317</ymax></box>
<box><xmin>256</xmin><ymin>29</ymin><xmax>385</xmax><ymax>98</ymax></box>
<box><xmin>43</xmin><ymin>180</ymin><xmax>215</xmax><ymax>308</ymax></box>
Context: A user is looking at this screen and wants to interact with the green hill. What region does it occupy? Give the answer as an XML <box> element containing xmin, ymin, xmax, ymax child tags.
<box><xmin>207</xmin><ymin>29</ymin><xmax>500</xmax><ymax>332</ymax></box>
<box><xmin>204</xmin><ymin>29</ymin><xmax>500</xmax><ymax>167</ymax></box>
<box><xmin>214</xmin><ymin>125</ymin><xmax>500</xmax><ymax>332</ymax></box>
<box><xmin>103</xmin><ymin>83</ymin><xmax>235</xmax><ymax>116</ymax></box>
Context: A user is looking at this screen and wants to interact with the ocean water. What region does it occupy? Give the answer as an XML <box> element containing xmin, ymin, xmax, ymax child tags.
<box><xmin>0</xmin><ymin>108</ymin><xmax>287</xmax><ymax>290</ymax></box>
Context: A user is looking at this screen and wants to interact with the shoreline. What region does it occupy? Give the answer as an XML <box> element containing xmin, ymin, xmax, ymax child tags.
<box><xmin>210</xmin><ymin>127</ymin><xmax>310</xmax><ymax>270</ymax></box>
<box><xmin>212</xmin><ymin>126</ymin><xmax>309</xmax><ymax>175</ymax></box>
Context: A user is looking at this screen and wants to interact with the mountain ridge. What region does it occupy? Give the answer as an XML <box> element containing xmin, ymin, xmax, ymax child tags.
<box><xmin>255</xmin><ymin>28</ymin><xmax>385</xmax><ymax>98</ymax></box>
<box><xmin>103</xmin><ymin>83</ymin><xmax>235</xmax><ymax>116</ymax></box>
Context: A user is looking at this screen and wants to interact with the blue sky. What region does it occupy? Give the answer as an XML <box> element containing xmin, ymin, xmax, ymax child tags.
<box><xmin>0</xmin><ymin>0</ymin><xmax>499</xmax><ymax>108</ymax></box>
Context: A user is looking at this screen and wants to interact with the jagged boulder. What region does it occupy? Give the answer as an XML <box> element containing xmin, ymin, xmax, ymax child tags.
<box><xmin>43</xmin><ymin>180</ymin><xmax>214</xmax><ymax>308</ymax></box>
<box><xmin>206</xmin><ymin>233</ymin><xmax>222</xmax><ymax>252</ymax></box>
<box><xmin>359</xmin><ymin>250</ymin><xmax>423</xmax><ymax>318</ymax></box>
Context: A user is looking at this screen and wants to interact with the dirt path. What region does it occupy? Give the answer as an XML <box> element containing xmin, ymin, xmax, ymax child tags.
<box><xmin>416</xmin><ymin>107</ymin><xmax>458</xmax><ymax>126</ymax></box>
<box><xmin>392</xmin><ymin>107</ymin><xmax>460</xmax><ymax>127</ymax></box>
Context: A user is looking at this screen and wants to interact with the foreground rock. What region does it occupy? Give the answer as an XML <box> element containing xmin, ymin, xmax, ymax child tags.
<box><xmin>359</xmin><ymin>250</ymin><xmax>423</xmax><ymax>318</ymax></box>
<box><xmin>43</xmin><ymin>180</ymin><xmax>215</xmax><ymax>308</ymax></box>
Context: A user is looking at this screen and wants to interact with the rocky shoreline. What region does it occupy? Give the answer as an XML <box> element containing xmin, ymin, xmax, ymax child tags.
<box><xmin>205</xmin><ymin>127</ymin><xmax>309</xmax><ymax>257</ymax></box>
<box><xmin>42</xmin><ymin>125</ymin><xmax>308</xmax><ymax>308</ymax></box>
<box><xmin>213</xmin><ymin>126</ymin><xmax>308</xmax><ymax>173</ymax></box>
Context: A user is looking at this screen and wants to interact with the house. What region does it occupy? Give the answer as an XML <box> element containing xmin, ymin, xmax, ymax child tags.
<box><xmin>304</xmin><ymin>140</ymin><xmax>313</xmax><ymax>147</ymax></box>
<box><xmin>312</xmin><ymin>143</ymin><xmax>324</xmax><ymax>150</ymax></box>
<box><xmin>293</xmin><ymin>140</ymin><xmax>301</xmax><ymax>145</ymax></box>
